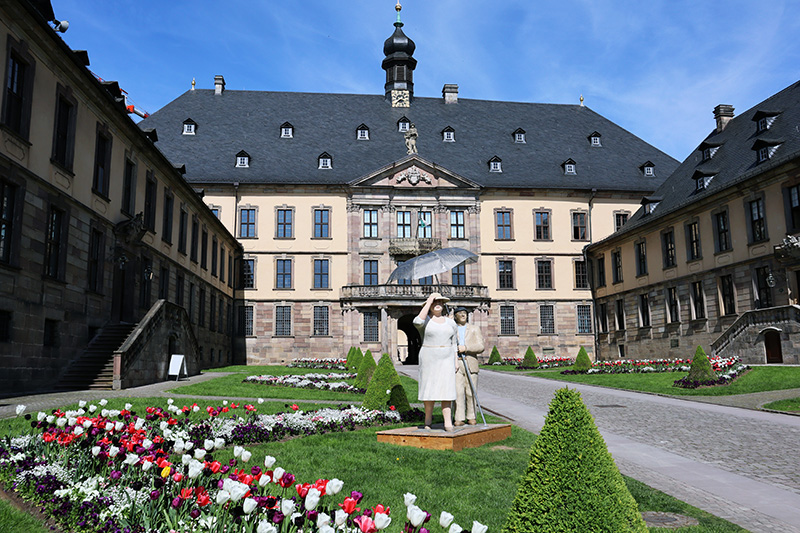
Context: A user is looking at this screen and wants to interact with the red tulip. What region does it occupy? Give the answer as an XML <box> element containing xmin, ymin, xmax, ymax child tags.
<box><xmin>355</xmin><ymin>515</ymin><xmax>377</xmax><ymax>533</ymax></box>
<box><xmin>339</xmin><ymin>497</ymin><xmax>360</xmax><ymax>515</ymax></box>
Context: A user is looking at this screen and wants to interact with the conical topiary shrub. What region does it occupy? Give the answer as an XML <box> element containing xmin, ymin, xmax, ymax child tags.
<box><xmin>503</xmin><ymin>387</ymin><xmax>647</xmax><ymax>533</ymax></box>
<box><xmin>363</xmin><ymin>353</ymin><xmax>409</xmax><ymax>411</ymax></box>
<box><xmin>488</xmin><ymin>346</ymin><xmax>502</xmax><ymax>364</ymax></box>
<box><xmin>573</xmin><ymin>346</ymin><xmax>592</xmax><ymax>373</ymax></box>
<box><xmin>354</xmin><ymin>350</ymin><xmax>376</xmax><ymax>389</ymax></box>
<box><xmin>522</xmin><ymin>346</ymin><xmax>538</xmax><ymax>367</ymax></box>
<box><xmin>686</xmin><ymin>345</ymin><xmax>715</xmax><ymax>382</ymax></box>
<box><xmin>348</xmin><ymin>347</ymin><xmax>364</xmax><ymax>372</ymax></box>
<box><xmin>345</xmin><ymin>346</ymin><xmax>356</xmax><ymax>368</ymax></box>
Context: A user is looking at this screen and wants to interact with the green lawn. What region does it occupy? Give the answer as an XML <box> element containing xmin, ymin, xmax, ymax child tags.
<box><xmin>0</xmin><ymin>498</ymin><xmax>52</xmax><ymax>533</ymax></box>
<box><xmin>520</xmin><ymin>366</ymin><xmax>800</xmax><ymax>396</ymax></box>
<box><xmin>762</xmin><ymin>397</ymin><xmax>800</xmax><ymax>412</ymax></box>
<box><xmin>170</xmin><ymin>365</ymin><xmax>419</xmax><ymax>401</ymax></box>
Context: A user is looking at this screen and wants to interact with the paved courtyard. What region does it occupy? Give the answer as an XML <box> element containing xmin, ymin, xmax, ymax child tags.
<box><xmin>3</xmin><ymin>369</ymin><xmax>800</xmax><ymax>532</ymax></box>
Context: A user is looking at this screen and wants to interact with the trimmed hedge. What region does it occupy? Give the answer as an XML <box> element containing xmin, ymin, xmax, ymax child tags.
<box><xmin>363</xmin><ymin>353</ymin><xmax>411</xmax><ymax>413</ymax></box>
<box><xmin>354</xmin><ymin>350</ymin><xmax>376</xmax><ymax>389</ymax></box>
<box><xmin>687</xmin><ymin>345</ymin><xmax>714</xmax><ymax>382</ymax></box>
<box><xmin>503</xmin><ymin>387</ymin><xmax>647</xmax><ymax>533</ymax></box>
<box><xmin>488</xmin><ymin>346</ymin><xmax>502</xmax><ymax>364</ymax></box>
<box><xmin>573</xmin><ymin>346</ymin><xmax>592</xmax><ymax>373</ymax></box>
<box><xmin>348</xmin><ymin>347</ymin><xmax>364</xmax><ymax>372</ymax></box>
<box><xmin>522</xmin><ymin>346</ymin><xmax>538</xmax><ymax>367</ymax></box>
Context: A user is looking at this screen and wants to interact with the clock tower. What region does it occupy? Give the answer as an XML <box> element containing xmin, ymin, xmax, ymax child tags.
<box><xmin>383</xmin><ymin>1</ymin><xmax>416</xmax><ymax>107</ymax></box>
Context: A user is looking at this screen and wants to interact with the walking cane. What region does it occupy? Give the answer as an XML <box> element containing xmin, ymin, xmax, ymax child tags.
<box><xmin>459</xmin><ymin>353</ymin><xmax>487</xmax><ymax>426</ymax></box>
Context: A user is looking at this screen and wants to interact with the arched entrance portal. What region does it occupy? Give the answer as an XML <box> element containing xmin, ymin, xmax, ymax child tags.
<box><xmin>764</xmin><ymin>329</ymin><xmax>783</xmax><ymax>364</ymax></box>
<box><xmin>397</xmin><ymin>314</ymin><xmax>422</xmax><ymax>365</ymax></box>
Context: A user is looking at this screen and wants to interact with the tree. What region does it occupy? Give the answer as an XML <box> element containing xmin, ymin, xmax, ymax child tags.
<box><xmin>348</xmin><ymin>347</ymin><xmax>364</xmax><ymax>372</ymax></box>
<box><xmin>686</xmin><ymin>345</ymin><xmax>715</xmax><ymax>382</ymax></box>
<box><xmin>363</xmin><ymin>353</ymin><xmax>411</xmax><ymax>413</ymax></box>
<box><xmin>488</xmin><ymin>346</ymin><xmax>502</xmax><ymax>364</ymax></box>
<box><xmin>522</xmin><ymin>346</ymin><xmax>538</xmax><ymax>367</ymax></box>
<box><xmin>573</xmin><ymin>346</ymin><xmax>592</xmax><ymax>373</ymax></box>
<box><xmin>354</xmin><ymin>350</ymin><xmax>376</xmax><ymax>389</ymax></box>
<box><xmin>503</xmin><ymin>387</ymin><xmax>647</xmax><ymax>533</ymax></box>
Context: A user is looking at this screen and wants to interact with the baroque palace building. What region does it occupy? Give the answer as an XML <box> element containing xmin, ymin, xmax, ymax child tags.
<box><xmin>0</xmin><ymin>0</ymin><xmax>241</xmax><ymax>394</ymax></box>
<box><xmin>142</xmin><ymin>4</ymin><xmax>678</xmax><ymax>365</ymax></box>
<box><xmin>586</xmin><ymin>81</ymin><xmax>800</xmax><ymax>364</ymax></box>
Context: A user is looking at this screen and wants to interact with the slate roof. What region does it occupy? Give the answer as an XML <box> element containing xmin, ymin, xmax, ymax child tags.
<box><xmin>595</xmin><ymin>79</ymin><xmax>800</xmax><ymax>245</ymax></box>
<box><xmin>141</xmin><ymin>89</ymin><xmax>678</xmax><ymax>191</ymax></box>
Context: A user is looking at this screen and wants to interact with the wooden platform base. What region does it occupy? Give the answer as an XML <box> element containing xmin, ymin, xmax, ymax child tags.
<box><xmin>376</xmin><ymin>423</ymin><xmax>512</xmax><ymax>451</ymax></box>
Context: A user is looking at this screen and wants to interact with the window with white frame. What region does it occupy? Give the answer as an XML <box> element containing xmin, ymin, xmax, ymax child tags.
<box><xmin>442</xmin><ymin>128</ymin><xmax>455</xmax><ymax>142</ymax></box>
<box><xmin>591</xmin><ymin>135</ymin><xmax>601</xmax><ymax>146</ymax></box>
<box><xmin>564</xmin><ymin>162</ymin><xmax>576</xmax><ymax>175</ymax></box>
<box><xmin>313</xmin><ymin>306</ymin><xmax>329</xmax><ymax>336</ymax></box>
<box><xmin>363</xmin><ymin>209</ymin><xmax>378</xmax><ymax>238</ymax></box>
<box><xmin>450</xmin><ymin>210</ymin><xmax>465</xmax><ymax>239</ymax></box>
<box><xmin>275</xmin><ymin>305</ymin><xmax>291</xmax><ymax>336</ymax></box>
<box><xmin>398</xmin><ymin>118</ymin><xmax>410</xmax><ymax>132</ymax></box>
<box><xmin>514</xmin><ymin>130</ymin><xmax>526</xmax><ymax>143</ymax></box>
<box><xmin>236</xmin><ymin>154</ymin><xmax>249</xmax><ymax>168</ymax></box>
<box><xmin>500</xmin><ymin>305</ymin><xmax>516</xmax><ymax>335</ymax></box>
<box><xmin>363</xmin><ymin>311</ymin><xmax>379</xmax><ymax>342</ymax></box>
<box><xmin>577</xmin><ymin>304</ymin><xmax>592</xmax><ymax>334</ymax></box>
<box><xmin>357</xmin><ymin>125</ymin><xmax>369</xmax><ymax>140</ymax></box>
<box><xmin>490</xmin><ymin>160</ymin><xmax>502</xmax><ymax>172</ymax></box>
<box><xmin>318</xmin><ymin>153</ymin><xmax>332</xmax><ymax>169</ymax></box>
<box><xmin>397</xmin><ymin>211</ymin><xmax>412</xmax><ymax>238</ymax></box>
<box><xmin>644</xmin><ymin>165</ymin><xmax>654</xmax><ymax>176</ymax></box>
<box><xmin>417</xmin><ymin>211</ymin><xmax>432</xmax><ymax>238</ymax></box>
<box><xmin>280</xmin><ymin>123</ymin><xmax>293</xmax><ymax>138</ymax></box>
<box><xmin>182</xmin><ymin>122</ymin><xmax>196</xmax><ymax>135</ymax></box>
<box><xmin>540</xmin><ymin>304</ymin><xmax>555</xmax><ymax>334</ymax></box>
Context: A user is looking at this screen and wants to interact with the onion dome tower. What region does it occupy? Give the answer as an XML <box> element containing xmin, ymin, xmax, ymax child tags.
<box><xmin>383</xmin><ymin>1</ymin><xmax>416</xmax><ymax>107</ymax></box>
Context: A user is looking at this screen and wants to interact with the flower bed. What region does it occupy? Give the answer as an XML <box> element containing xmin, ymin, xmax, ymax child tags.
<box><xmin>491</xmin><ymin>356</ymin><xmax>575</xmax><ymax>369</ymax></box>
<box><xmin>0</xmin><ymin>401</ymin><xmax>481</xmax><ymax>533</ymax></box>
<box><xmin>243</xmin><ymin>374</ymin><xmax>363</xmax><ymax>394</ymax></box>
<box><xmin>287</xmin><ymin>358</ymin><xmax>348</xmax><ymax>370</ymax></box>
<box><xmin>673</xmin><ymin>359</ymin><xmax>750</xmax><ymax>388</ymax></box>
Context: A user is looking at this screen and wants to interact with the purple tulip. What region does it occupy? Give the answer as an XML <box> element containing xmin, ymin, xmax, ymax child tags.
<box><xmin>190</xmin><ymin>508</ymin><xmax>201</xmax><ymax>519</ymax></box>
<box><xmin>351</xmin><ymin>490</ymin><xmax>363</xmax><ymax>503</ymax></box>
<box><xmin>172</xmin><ymin>496</ymin><xmax>182</xmax><ymax>509</ymax></box>
<box><xmin>307</xmin><ymin>510</ymin><xmax>318</xmax><ymax>521</ymax></box>
<box><xmin>251</xmin><ymin>466</ymin><xmax>261</xmax><ymax>476</ymax></box>
<box><xmin>424</xmin><ymin>512</ymin><xmax>432</xmax><ymax>523</ymax></box>
<box><xmin>150</xmin><ymin>490</ymin><xmax>160</xmax><ymax>500</ymax></box>
<box><xmin>281</xmin><ymin>472</ymin><xmax>295</xmax><ymax>486</ymax></box>
<box><xmin>363</xmin><ymin>509</ymin><xmax>372</xmax><ymax>517</ymax></box>
<box><xmin>110</xmin><ymin>470</ymin><xmax>122</xmax><ymax>480</ymax></box>
<box><xmin>421</xmin><ymin>529</ymin><xmax>429</xmax><ymax>533</ymax></box>
<box><xmin>272</xmin><ymin>511</ymin><xmax>285</xmax><ymax>524</ymax></box>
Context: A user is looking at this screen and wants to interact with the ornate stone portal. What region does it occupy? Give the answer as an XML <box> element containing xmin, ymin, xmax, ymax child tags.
<box><xmin>775</xmin><ymin>234</ymin><xmax>800</xmax><ymax>261</ymax></box>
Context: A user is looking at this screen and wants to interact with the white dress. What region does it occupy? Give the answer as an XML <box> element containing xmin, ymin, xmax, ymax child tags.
<box><xmin>414</xmin><ymin>315</ymin><xmax>458</xmax><ymax>401</ymax></box>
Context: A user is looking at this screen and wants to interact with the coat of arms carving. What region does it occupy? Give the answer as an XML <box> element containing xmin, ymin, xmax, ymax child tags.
<box><xmin>397</xmin><ymin>167</ymin><xmax>431</xmax><ymax>186</ymax></box>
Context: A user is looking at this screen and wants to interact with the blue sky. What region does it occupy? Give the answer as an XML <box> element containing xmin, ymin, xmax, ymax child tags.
<box><xmin>54</xmin><ymin>0</ymin><xmax>800</xmax><ymax>160</ymax></box>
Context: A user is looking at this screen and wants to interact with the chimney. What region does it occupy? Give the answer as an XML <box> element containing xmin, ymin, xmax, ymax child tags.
<box><xmin>713</xmin><ymin>104</ymin><xmax>734</xmax><ymax>132</ymax></box>
<box><xmin>214</xmin><ymin>75</ymin><xmax>226</xmax><ymax>95</ymax></box>
<box><xmin>442</xmin><ymin>84</ymin><xmax>458</xmax><ymax>104</ymax></box>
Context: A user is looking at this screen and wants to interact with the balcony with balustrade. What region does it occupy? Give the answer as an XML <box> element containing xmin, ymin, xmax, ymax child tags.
<box><xmin>388</xmin><ymin>237</ymin><xmax>442</xmax><ymax>256</ymax></box>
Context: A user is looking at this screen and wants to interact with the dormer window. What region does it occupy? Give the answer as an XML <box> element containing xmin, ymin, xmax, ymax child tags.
<box><xmin>752</xmin><ymin>139</ymin><xmax>782</xmax><ymax>164</ymax></box>
<box><xmin>318</xmin><ymin>152</ymin><xmax>332</xmax><ymax>169</ymax></box>
<box><xmin>442</xmin><ymin>126</ymin><xmax>455</xmax><ymax>142</ymax></box>
<box><xmin>182</xmin><ymin>119</ymin><xmax>197</xmax><ymax>135</ymax></box>
<box><xmin>356</xmin><ymin>124</ymin><xmax>370</xmax><ymax>141</ymax></box>
<box><xmin>753</xmin><ymin>110</ymin><xmax>779</xmax><ymax>133</ymax></box>
<box><xmin>562</xmin><ymin>159</ymin><xmax>577</xmax><ymax>175</ymax></box>
<box><xmin>640</xmin><ymin>161</ymin><xmax>655</xmax><ymax>177</ymax></box>
<box><xmin>280</xmin><ymin>122</ymin><xmax>293</xmax><ymax>138</ymax></box>
<box><xmin>692</xmin><ymin>171</ymin><xmax>715</xmax><ymax>191</ymax></box>
<box><xmin>513</xmin><ymin>128</ymin><xmax>526</xmax><ymax>143</ymax></box>
<box><xmin>235</xmin><ymin>150</ymin><xmax>250</xmax><ymax>168</ymax></box>
<box><xmin>488</xmin><ymin>156</ymin><xmax>502</xmax><ymax>173</ymax></box>
<box><xmin>589</xmin><ymin>131</ymin><xmax>602</xmax><ymax>147</ymax></box>
<box><xmin>398</xmin><ymin>117</ymin><xmax>410</xmax><ymax>132</ymax></box>
<box><xmin>641</xmin><ymin>196</ymin><xmax>662</xmax><ymax>215</ymax></box>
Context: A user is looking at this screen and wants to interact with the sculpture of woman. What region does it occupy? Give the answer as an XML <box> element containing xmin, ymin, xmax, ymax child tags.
<box><xmin>413</xmin><ymin>292</ymin><xmax>457</xmax><ymax>431</ymax></box>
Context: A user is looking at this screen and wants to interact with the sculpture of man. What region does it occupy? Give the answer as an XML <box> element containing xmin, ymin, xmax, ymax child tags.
<box><xmin>404</xmin><ymin>123</ymin><xmax>418</xmax><ymax>154</ymax></box>
<box><xmin>453</xmin><ymin>306</ymin><xmax>485</xmax><ymax>426</ymax></box>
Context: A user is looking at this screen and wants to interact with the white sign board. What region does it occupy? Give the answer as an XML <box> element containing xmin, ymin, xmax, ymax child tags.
<box><xmin>168</xmin><ymin>354</ymin><xmax>186</xmax><ymax>381</ymax></box>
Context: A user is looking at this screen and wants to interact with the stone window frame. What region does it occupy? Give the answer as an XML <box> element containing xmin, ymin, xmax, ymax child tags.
<box><xmin>313</xmin><ymin>304</ymin><xmax>331</xmax><ymax>337</ymax></box>
<box><xmin>744</xmin><ymin>191</ymin><xmax>769</xmax><ymax>245</ymax></box>
<box><xmin>362</xmin><ymin>207</ymin><xmax>379</xmax><ymax>239</ymax></box>
<box><xmin>661</xmin><ymin>227</ymin><xmax>677</xmax><ymax>269</ymax></box>
<box><xmin>753</xmin><ymin>264</ymin><xmax>773</xmax><ymax>309</ymax></box>
<box><xmin>718</xmin><ymin>273</ymin><xmax>737</xmax><ymax>317</ymax></box>
<box><xmin>274</xmin><ymin>205</ymin><xmax>295</xmax><ymax>239</ymax></box>
<box><xmin>242</xmin><ymin>255</ymin><xmax>257</xmax><ymax>290</ymax></box>
<box><xmin>238</xmin><ymin>304</ymin><xmax>255</xmax><ymax>337</ymax></box>
<box><xmin>634</xmin><ymin>237</ymin><xmax>648</xmax><ymax>277</ymax></box>
<box><xmin>275</xmin><ymin>255</ymin><xmax>294</xmax><ymax>290</ymax></box>
<box><xmin>177</xmin><ymin>203</ymin><xmax>189</xmax><ymax>255</ymax></box>
<box><xmin>596</xmin><ymin>302</ymin><xmax>609</xmax><ymax>333</ymax></box>
<box><xmin>577</xmin><ymin>303</ymin><xmax>593</xmax><ymax>334</ymax></box>
<box><xmin>363</xmin><ymin>310</ymin><xmax>380</xmax><ymax>342</ymax></box>
<box><xmin>311</xmin><ymin>205</ymin><xmax>332</xmax><ymax>239</ymax></box>
<box><xmin>121</xmin><ymin>153</ymin><xmax>137</xmax><ymax>217</ymax></box>
<box><xmin>611</xmin><ymin>248</ymin><xmax>623</xmax><ymax>284</ymax></box>
<box><xmin>43</xmin><ymin>197</ymin><xmax>70</xmax><ymax>282</ymax></box>
<box><xmin>51</xmin><ymin>83</ymin><xmax>78</xmax><ymax>172</ymax></box>
<box><xmin>175</xmin><ymin>273</ymin><xmax>184</xmax><ymax>307</ymax></box>
<box><xmin>158</xmin><ymin>262</ymin><xmax>170</xmax><ymax>301</ymax></box>
<box><xmin>238</xmin><ymin>204</ymin><xmax>258</xmax><ymax>239</ymax></box>
<box><xmin>666</xmin><ymin>285</ymin><xmax>681</xmax><ymax>324</ymax></box>
<box><xmin>684</xmin><ymin>217</ymin><xmax>702</xmax><ymax>262</ymax></box>
<box><xmin>208</xmin><ymin>204</ymin><xmax>222</xmax><ymax>220</ymax></box>
<box><xmin>312</xmin><ymin>255</ymin><xmax>332</xmax><ymax>290</ymax></box>
<box><xmin>92</xmin><ymin>122</ymin><xmax>113</xmax><ymax>201</ymax></box>
<box><xmin>539</xmin><ymin>302</ymin><xmax>556</xmax><ymax>335</ymax></box>
<box><xmin>417</xmin><ymin>209</ymin><xmax>433</xmax><ymax>238</ymax></box>
<box><xmin>497</xmin><ymin>257</ymin><xmax>516</xmax><ymax>291</ymax></box>
<box><xmin>533</xmin><ymin>208</ymin><xmax>552</xmax><ymax>241</ymax></box>
<box><xmin>638</xmin><ymin>292</ymin><xmax>651</xmax><ymax>328</ymax></box>
<box><xmin>86</xmin><ymin>219</ymin><xmax>107</xmax><ymax>295</ymax></box>
<box><xmin>689</xmin><ymin>279</ymin><xmax>707</xmax><ymax>320</ymax></box>
<box><xmin>200</xmin><ymin>225</ymin><xmax>209</xmax><ymax>270</ymax></box>
<box><xmin>494</xmin><ymin>207</ymin><xmax>514</xmax><ymax>241</ymax></box>
<box><xmin>219</xmin><ymin>243</ymin><xmax>227</xmax><ymax>283</ymax></box>
<box><xmin>535</xmin><ymin>257</ymin><xmax>555</xmax><ymax>290</ymax></box>
<box><xmin>144</xmin><ymin>171</ymin><xmax>158</xmax><ymax>232</ymax></box>
<box><xmin>614</xmin><ymin>298</ymin><xmax>626</xmax><ymax>331</ymax></box>
<box><xmin>161</xmin><ymin>186</ymin><xmax>174</xmax><ymax>244</ymax></box>
<box><xmin>139</xmin><ymin>253</ymin><xmax>153</xmax><ymax>310</ymax></box>
<box><xmin>595</xmin><ymin>255</ymin><xmax>606</xmax><ymax>288</ymax></box>
<box><xmin>710</xmin><ymin>205</ymin><xmax>732</xmax><ymax>254</ymax></box>
<box><xmin>211</xmin><ymin>235</ymin><xmax>218</xmax><ymax>277</ymax></box>
<box><xmin>274</xmin><ymin>303</ymin><xmax>293</xmax><ymax>337</ymax></box>
<box><xmin>781</xmin><ymin>179</ymin><xmax>800</xmax><ymax>234</ymax></box>
<box><xmin>190</xmin><ymin>214</ymin><xmax>199</xmax><ymax>263</ymax></box>
<box><xmin>613</xmin><ymin>210</ymin><xmax>630</xmax><ymax>232</ymax></box>
<box><xmin>363</xmin><ymin>257</ymin><xmax>380</xmax><ymax>286</ymax></box>
<box><xmin>449</xmin><ymin>209</ymin><xmax>467</xmax><ymax>240</ymax></box>
<box><xmin>0</xmin><ymin>168</ymin><xmax>26</xmax><ymax>268</ymax></box>
<box><xmin>499</xmin><ymin>303</ymin><xmax>517</xmax><ymax>336</ymax></box>
<box><xmin>396</xmin><ymin>209</ymin><xmax>413</xmax><ymax>238</ymax></box>
<box><xmin>2</xmin><ymin>35</ymin><xmax>36</xmax><ymax>141</ymax></box>
<box><xmin>570</xmin><ymin>209</ymin><xmax>589</xmax><ymax>241</ymax></box>
<box><xmin>573</xmin><ymin>258</ymin><xmax>589</xmax><ymax>290</ymax></box>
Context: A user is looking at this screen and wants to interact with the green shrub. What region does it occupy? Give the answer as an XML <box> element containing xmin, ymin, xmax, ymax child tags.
<box><xmin>488</xmin><ymin>346</ymin><xmax>502</xmax><ymax>364</ymax></box>
<box><xmin>345</xmin><ymin>346</ymin><xmax>355</xmax><ymax>368</ymax></box>
<box><xmin>348</xmin><ymin>347</ymin><xmax>364</xmax><ymax>372</ymax></box>
<box><xmin>573</xmin><ymin>346</ymin><xmax>592</xmax><ymax>373</ymax></box>
<box><xmin>503</xmin><ymin>387</ymin><xmax>647</xmax><ymax>533</ymax></box>
<box><xmin>687</xmin><ymin>345</ymin><xmax>715</xmax><ymax>382</ymax></box>
<box><xmin>354</xmin><ymin>350</ymin><xmax>376</xmax><ymax>388</ymax></box>
<box><xmin>522</xmin><ymin>346</ymin><xmax>538</xmax><ymax>367</ymax></box>
<box><xmin>363</xmin><ymin>353</ymin><xmax>410</xmax><ymax>412</ymax></box>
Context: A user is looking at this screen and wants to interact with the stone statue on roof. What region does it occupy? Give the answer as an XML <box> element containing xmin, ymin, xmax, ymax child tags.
<box><xmin>405</xmin><ymin>123</ymin><xmax>418</xmax><ymax>154</ymax></box>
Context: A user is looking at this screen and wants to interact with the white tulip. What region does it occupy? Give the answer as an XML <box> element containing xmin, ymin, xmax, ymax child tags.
<box><xmin>184</xmin><ymin>441</ymin><xmax>194</xmax><ymax>451</ymax></box>
<box><xmin>194</xmin><ymin>449</ymin><xmax>206</xmax><ymax>460</ymax></box>
<box><xmin>320</xmin><ymin>526</ymin><xmax>335</xmax><ymax>533</ymax></box>
<box><xmin>215</xmin><ymin>438</ymin><xmax>226</xmax><ymax>449</ymax></box>
<box><xmin>141</xmin><ymin>438</ymin><xmax>152</xmax><ymax>450</ymax></box>
<box><xmin>223</xmin><ymin>400</ymin><xmax>228</xmax><ymax>405</ymax></box>
<box><xmin>167</xmin><ymin>399</ymin><xmax>174</xmax><ymax>405</ymax></box>
<box><xmin>174</xmin><ymin>439</ymin><xmax>185</xmax><ymax>453</ymax></box>
<box><xmin>281</xmin><ymin>498</ymin><xmax>296</xmax><ymax>516</ymax></box>
<box><xmin>76</xmin><ymin>408</ymin><xmax>85</xmax><ymax>416</ymax></box>
<box><xmin>327</xmin><ymin>478</ymin><xmax>344</xmax><ymax>495</ymax></box>
<box><xmin>334</xmin><ymin>509</ymin><xmax>348</xmax><ymax>526</ymax></box>
<box><xmin>78</xmin><ymin>400</ymin><xmax>87</xmax><ymax>408</ymax></box>
<box><xmin>46</xmin><ymin>415</ymin><xmax>55</xmax><ymax>424</ymax></box>
<box><xmin>243</xmin><ymin>497</ymin><xmax>258</xmax><ymax>515</ymax></box>
<box><xmin>449</xmin><ymin>524</ymin><xmax>463</xmax><ymax>533</ymax></box>
<box><xmin>182</xmin><ymin>454</ymin><xmax>192</xmax><ymax>465</ymax></box>
<box><xmin>258</xmin><ymin>473</ymin><xmax>271</xmax><ymax>487</ymax></box>
<box><xmin>68</xmin><ymin>417</ymin><xmax>77</xmax><ymax>426</ymax></box>
<box><xmin>233</xmin><ymin>446</ymin><xmax>244</xmax><ymax>458</ymax></box>
<box><xmin>123</xmin><ymin>403</ymin><xmax>132</xmax><ymax>410</ymax></box>
<box><xmin>88</xmin><ymin>405</ymin><xmax>97</xmax><ymax>413</ymax></box>
<box><xmin>257</xmin><ymin>398</ymin><xmax>265</xmax><ymax>404</ymax></box>
<box><xmin>37</xmin><ymin>412</ymin><xmax>46</xmax><ymax>421</ymax></box>
<box><xmin>160</xmin><ymin>421</ymin><xmax>170</xmax><ymax>433</ymax></box>
<box><xmin>204</xmin><ymin>439</ymin><xmax>215</xmax><ymax>451</ymax></box>
<box><xmin>114</xmin><ymin>421</ymin><xmax>124</xmax><ymax>432</ymax></box>
<box><xmin>241</xmin><ymin>450</ymin><xmax>252</xmax><ymax>463</ymax></box>
<box><xmin>403</xmin><ymin>492</ymin><xmax>417</xmax><ymax>507</ymax></box>
<box><xmin>440</xmin><ymin>511</ymin><xmax>454</xmax><ymax>528</ymax></box>
<box><xmin>407</xmin><ymin>505</ymin><xmax>426</xmax><ymax>527</ymax></box>
<box><xmin>99</xmin><ymin>399</ymin><xmax>108</xmax><ymax>406</ymax></box>
<box><xmin>105</xmin><ymin>423</ymin><xmax>114</xmax><ymax>432</ymax></box>
<box><xmin>91</xmin><ymin>446</ymin><xmax>101</xmax><ymax>456</ymax></box>
<box><xmin>305</xmin><ymin>487</ymin><xmax>321</xmax><ymax>511</ymax></box>
<box><xmin>134</xmin><ymin>418</ymin><xmax>145</xmax><ymax>431</ymax></box>
<box><xmin>216</xmin><ymin>490</ymin><xmax>231</xmax><ymax>505</ymax></box>
<box><xmin>141</xmin><ymin>460</ymin><xmax>153</xmax><ymax>472</ymax></box>
<box><xmin>257</xmin><ymin>520</ymin><xmax>277</xmax><ymax>533</ymax></box>
<box><xmin>124</xmin><ymin>453</ymin><xmax>139</xmax><ymax>465</ymax></box>
<box><xmin>273</xmin><ymin>467</ymin><xmax>285</xmax><ymax>481</ymax></box>
<box><xmin>82</xmin><ymin>420</ymin><xmax>92</xmax><ymax>428</ymax></box>
<box><xmin>472</xmin><ymin>521</ymin><xmax>488</xmax><ymax>533</ymax></box>
<box><xmin>229</xmin><ymin>482</ymin><xmax>249</xmax><ymax>502</ymax></box>
<box><xmin>188</xmin><ymin>460</ymin><xmax>204</xmax><ymax>479</ymax></box>
<box><xmin>192</xmin><ymin>405</ymin><xmax>200</xmax><ymax>412</ymax></box>
<box><xmin>316</xmin><ymin>512</ymin><xmax>331</xmax><ymax>528</ymax></box>
<box><xmin>264</xmin><ymin>455</ymin><xmax>276</xmax><ymax>468</ymax></box>
<box><xmin>108</xmin><ymin>445</ymin><xmax>120</xmax><ymax>457</ymax></box>
<box><xmin>375</xmin><ymin>512</ymin><xmax>392</xmax><ymax>530</ymax></box>
<box><xmin>101</xmin><ymin>409</ymin><xmax>109</xmax><ymax>418</ymax></box>
<box><xmin>56</xmin><ymin>417</ymin><xmax>67</xmax><ymax>427</ymax></box>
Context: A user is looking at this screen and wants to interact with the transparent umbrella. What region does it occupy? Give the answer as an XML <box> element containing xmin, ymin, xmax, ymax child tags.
<box><xmin>387</xmin><ymin>247</ymin><xmax>478</xmax><ymax>283</ymax></box>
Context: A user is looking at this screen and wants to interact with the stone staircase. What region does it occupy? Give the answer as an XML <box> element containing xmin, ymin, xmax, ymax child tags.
<box><xmin>57</xmin><ymin>323</ymin><xmax>137</xmax><ymax>391</ymax></box>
